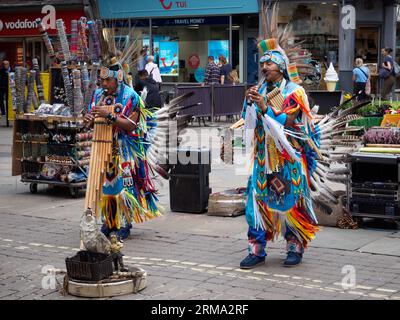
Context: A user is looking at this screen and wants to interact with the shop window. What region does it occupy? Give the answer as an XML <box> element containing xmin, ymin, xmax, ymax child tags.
<box><xmin>278</xmin><ymin>2</ymin><xmax>339</xmax><ymax>68</ymax></box>
<box><xmin>151</xmin><ymin>19</ymin><xmax>229</xmax><ymax>83</ymax></box>
<box><xmin>356</xmin><ymin>26</ymin><xmax>380</xmax><ymax>64</ymax></box>
<box><xmin>104</xmin><ymin>17</ymin><xmax>245</xmax><ymax>83</ymax></box>
<box><xmin>0</xmin><ymin>41</ymin><xmax>22</xmax><ymax>69</ymax></box>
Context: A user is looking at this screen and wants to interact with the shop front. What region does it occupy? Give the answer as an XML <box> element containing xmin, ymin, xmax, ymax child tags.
<box><xmin>0</xmin><ymin>4</ymin><xmax>87</xmax><ymax>71</ymax></box>
<box><xmin>0</xmin><ymin>2</ymin><xmax>92</xmax><ymax>125</ymax></box>
<box><xmin>97</xmin><ymin>0</ymin><xmax>260</xmax><ymax>84</ymax></box>
<box><xmin>273</xmin><ymin>0</ymin><xmax>398</xmax><ymax>94</ymax></box>
<box><xmin>98</xmin><ymin>0</ymin><xmax>398</xmax><ymax>92</ymax></box>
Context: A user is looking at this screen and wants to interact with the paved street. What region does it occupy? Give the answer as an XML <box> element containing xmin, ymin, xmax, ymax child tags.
<box><xmin>1</xmin><ymin>120</ymin><xmax>400</xmax><ymax>300</ymax></box>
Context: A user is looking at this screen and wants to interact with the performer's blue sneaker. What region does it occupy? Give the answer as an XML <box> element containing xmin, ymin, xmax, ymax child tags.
<box><xmin>240</xmin><ymin>254</ymin><xmax>265</xmax><ymax>269</ymax></box>
<box><xmin>283</xmin><ymin>252</ymin><xmax>302</xmax><ymax>267</ymax></box>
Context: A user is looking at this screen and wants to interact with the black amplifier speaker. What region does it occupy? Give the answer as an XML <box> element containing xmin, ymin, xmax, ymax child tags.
<box><xmin>169</xmin><ymin>148</ymin><xmax>212</xmax><ymax>213</ymax></box>
<box><xmin>348</xmin><ymin>152</ymin><xmax>400</xmax><ymax>218</ymax></box>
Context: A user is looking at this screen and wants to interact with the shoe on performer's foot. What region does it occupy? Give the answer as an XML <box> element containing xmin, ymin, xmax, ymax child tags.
<box><xmin>283</xmin><ymin>252</ymin><xmax>302</xmax><ymax>267</ymax></box>
<box><xmin>240</xmin><ymin>254</ymin><xmax>265</xmax><ymax>269</ymax></box>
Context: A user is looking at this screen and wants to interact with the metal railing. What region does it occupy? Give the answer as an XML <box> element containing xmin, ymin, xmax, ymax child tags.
<box><xmin>160</xmin><ymin>83</ymin><xmax>345</xmax><ymax>119</ymax></box>
<box><xmin>161</xmin><ymin>82</ymin><xmax>246</xmax><ymax>122</ymax></box>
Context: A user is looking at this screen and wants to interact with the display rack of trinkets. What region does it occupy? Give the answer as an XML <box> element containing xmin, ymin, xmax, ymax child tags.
<box><xmin>10</xmin><ymin>17</ymin><xmax>111</xmax><ymax>197</ymax></box>
<box><xmin>12</xmin><ymin>114</ymin><xmax>92</xmax><ymax>197</ymax></box>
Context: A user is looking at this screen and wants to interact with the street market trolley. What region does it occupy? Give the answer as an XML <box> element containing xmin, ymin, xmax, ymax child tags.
<box><xmin>9</xmin><ymin>51</ymin><xmax>96</xmax><ymax>197</ymax></box>
<box><xmin>12</xmin><ymin>113</ymin><xmax>91</xmax><ymax>197</ymax></box>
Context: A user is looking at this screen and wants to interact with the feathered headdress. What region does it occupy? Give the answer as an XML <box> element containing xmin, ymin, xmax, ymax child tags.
<box><xmin>258</xmin><ymin>38</ymin><xmax>289</xmax><ymax>73</ymax></box>
<box><xmin>97</xmin><ymin>20</ymin><xmax>140</xmax><ymax>87</ymax></box>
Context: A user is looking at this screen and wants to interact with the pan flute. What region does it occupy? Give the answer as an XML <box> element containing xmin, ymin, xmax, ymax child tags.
<box><xmin>84</xmin><ymin>105</ymin><xmax>115</xmax><ymax>217</ymax></box>
<box><xmin>266</xmin><ymin>87</ymin><xmax>285</xmax><ymax>111</ymax></box>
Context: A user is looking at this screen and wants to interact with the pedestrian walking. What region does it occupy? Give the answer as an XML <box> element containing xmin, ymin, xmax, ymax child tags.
<box><xmin>352</xmin><ymin>58</ymin><xmax>370</xmax><ymax>102</ymax></box>
<box><xmin>145</xmin><ymin>55</ymin><xmax>162</xmax><ymax>84</ymax></box>
<box><xmin>219</xmin><ymin>55</ymin><xmax>233</xmax><ymax>85</ymax></box>
<box><xmin>0</xmin><ymin>60</ymin><xmax>11</xmax><ymax>117</ymax></box>
<box><xmin>379</xmin><ymin>48</ymin><xmax>396</xmax><ymax>100</ymax></box>
<box><xmin>137</xmin><ymin>69</ymin><xmax>162</xmax><ymax>112</ymax></box>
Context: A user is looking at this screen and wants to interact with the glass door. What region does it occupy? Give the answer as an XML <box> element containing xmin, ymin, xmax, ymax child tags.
<box><xmin>355</xmin><ymin>25</ymin><xmax>381</xmax><ymax>64</ymax></box>
<box><xmin>355</xmin><ymin>25</ymin><xmax>381</xmax><ymax>95</ymax></box>
<box><xmin>25</xmin><ymin>38</ymin><xmax>45</xmax><ymax>70</ymax></box>
<box><xmin>246</xmin><ymin>31</ymin><xmax>258</xmax><ymax>85</ymax></box>
<box><xmin>0</xmin><ymin>39</ymin><xmax>23</xmax><ymax>69</ymax></box>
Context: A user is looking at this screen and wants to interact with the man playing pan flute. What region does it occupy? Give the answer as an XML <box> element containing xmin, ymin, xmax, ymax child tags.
<box><xmin>239</xmin><ymin>37</ymin><xmax>320</xmax><ymax>269</ymax></box>
<box><xmin>84</xmin><ymin>58</ymin><xmax>161</xmax><ymax>240</ymax></box>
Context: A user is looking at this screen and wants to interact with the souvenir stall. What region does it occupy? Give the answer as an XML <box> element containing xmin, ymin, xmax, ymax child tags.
<box><xmin>11</xmin><ymin>17</ymin><xmax>101</xmax><ymax>196</ymax></box>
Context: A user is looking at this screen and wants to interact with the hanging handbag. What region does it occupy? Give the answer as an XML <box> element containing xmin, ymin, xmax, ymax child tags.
<box><xmin>379</xmin><ymin>67</ymin><xmax>390</xmax><ymax>79</ymax></box>
<box><xmin>358</xmin><ymin>67</ymin><xmax>371</xmax><ymax>95</ymax></box>
<box><xmin>365</xmin><ymin>78</ymin><xmax>371</xmax><ymax>95</ymax></box>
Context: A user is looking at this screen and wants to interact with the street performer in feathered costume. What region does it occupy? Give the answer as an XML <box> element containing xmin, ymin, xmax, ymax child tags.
<box><xmin>84</xmin><ymin>57</ymin><xmax>162</xmax><ymax>240</ymax></box>
<box><xmin>239</xmin><ymin>37</ymin><xmax>321</xmax><ymax>268</ymax></box>
<box><xmin>235</xmin><ymin>2</ymin><xmax>368</xmax><ymax>269</ymax></box>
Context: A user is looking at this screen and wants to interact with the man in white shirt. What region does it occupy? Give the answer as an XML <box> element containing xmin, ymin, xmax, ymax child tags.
<box><xmin>145</xmin><ymin>55</ymin><xmax>162</xmax><ymax>83</ymax></box>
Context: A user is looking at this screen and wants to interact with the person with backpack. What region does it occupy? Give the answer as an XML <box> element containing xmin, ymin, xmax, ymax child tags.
<box><xmin>380</xmin><ymin>48</ymin><xmax>397</xmax><ymax>100</ymax></box>
<box><xmin>352</xmin><ymin>58</ymin><xmax>370</xmax><ymax>102</ymax></box>
<box><xmin>145</xmin><ymin>55</ymin><xmax>162</xmax><ymax>84</ymax></box>
<box><xmin>137</xmin><ymin>69</ymin><xmax>162</xmax><ymax>112</ymax></box>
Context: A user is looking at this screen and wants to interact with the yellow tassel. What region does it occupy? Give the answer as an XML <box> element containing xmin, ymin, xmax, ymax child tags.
<box><xmin>267</xmin><ymin>137</ymin><xmax>281</xmax><ymax>172</ymax></box>
<box><xmin>286</xmin><ymin>210</ymin><xmax>316</xmax><ymax>242</ymax></box>
<box><xmin>276</xmin><ymin>214</ymin><xmax>281</xmax><ymax>237</ymax></box>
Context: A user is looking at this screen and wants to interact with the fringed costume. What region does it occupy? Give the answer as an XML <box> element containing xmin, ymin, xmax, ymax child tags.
<box><xmin>242</xmin><ymin>74</ymin><xmax>320</xmax><ymax>261</ymax></box>
<box><xmin>88</xmin><ymin>69</ymin><xmax>162</xmax><ymax>240</ymax></box>
<box><xmin>238</xmin><ymin>2</ymin><xmax>367</xmax><ymax>268</ymax></box>
<box><xmin>84</xmin><ymin>39</ymin><xmax>193</xmax><ymax>240</ymax></box>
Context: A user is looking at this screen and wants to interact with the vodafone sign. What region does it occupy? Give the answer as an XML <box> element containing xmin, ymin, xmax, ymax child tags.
<box><xmin>0</xmin><ymin>19</ymin><xmax>40</xmax><ymax>31</ymax></box>
<box><xmin>0</xmin><ymin>6</ymin><xmax>85</xmax><ymax>37</ymax></box>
